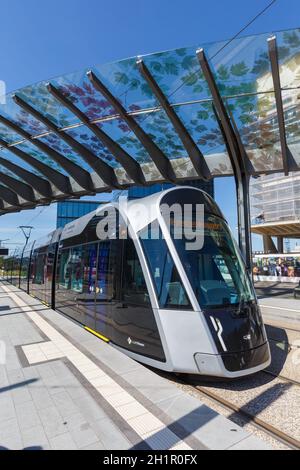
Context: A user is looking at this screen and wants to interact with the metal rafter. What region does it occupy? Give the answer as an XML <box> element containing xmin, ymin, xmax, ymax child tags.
<box><xmin>268</xmin><ymin>36</ymin><xmax>289</xmax><ymax>176</ymax></box>
<box><xmin>0</xmin><ymin>137</ymin><xmax>72</xmax><ymax>195</ymax></box>
<box><xmin>197</xmin><ymin>48</ymin><xmax>252</xmax><ymax>270</ymax></box>
<box><xmin>87</xmin><ymin>70</ymin><xmax>176</xmax><ymax>182</ymax></box>
<box><xmin>197</xmin><ymin>49</ymin><xmax>250</xmax><ymax>176</ymax></box>
<box><xmin>0</xmin><ymin>184</ymin><xmax>21</xmax><ymax>207</ymax></box>
<box><xmin>47</xmin><ymin>83</ymin><xmax>146</xmax><ymax>185</ymax></box>
<box><xmin>0</xmin><ymin>112</ymin><xmax>95</xmax><ymax>192</ymax></box>
<box><xmin>137</xmin><ymin>59</ymin><xmax>211</xmax><ymax>180</ymax></box>
<box><xmin>0</xmin><ymin>172</ymin><xmax>36</xmax><ymax>203</ymax></box>
<box><xmin>13</xmin><ymin>94</ymin><xmax>118</xmax><ymax>188</ymax></box>
<box><xmin>0</xmin><ymin>156</ymin><xmax>52</xmax><ymax>199</ymax></box>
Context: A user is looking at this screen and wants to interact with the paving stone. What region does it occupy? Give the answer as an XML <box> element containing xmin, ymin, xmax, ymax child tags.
<box><xmin>11</xmin><ymin>384</ymin><xmax>32</xmax><ymax>405</ymax></box>
<box><xmin>81</xmin><ymin>440</ymin><xmax>106</xmax><ymax>450</ymax></box>
<box><xmin>49</xmin><ymin>432</ymin><xmax>77</xmax><ymax>450</ymax></box>
<box><xmin>38</xmin><ymin>406</ymin><xmax>68</xmax><ymax>439</ymax></box>
<box><xmin>91</xmin><ymin>418</ymin><xmax>130</xmax><ymax>450</ymax></box>
<box><xmin>29</xmin><ymin>384</ymin><xmax>54</xmax><ymax>410</ymax></box>
<box><xmin>71</xmin><ymin>394</ymin><xmax>108</xmax><ymax>422</ymax></box>
<box><xmin>0</xmin><ymin>418</ymin><xmax>20</xmax><ymax>439</ymax></box>
<box><xmin>21</xmin><ymin>424</ymin><xmax>50</xmax><ymax>451</ymax></box>
<box><xmin>51</xmin><ymin>391</ymin><xmax>78</xmax><ymax>419</ymax></box>
<box><xmin>70</xmin><ymin>423</ymin><xmax>99</xmax><ymax>449</ymax></box>
<box><xmin>0</xmin><ymin>396</ymin><xmax>16</xmax><ymax>422</ymax></box>
<box><xmin>15</xmin><ymin>401</ymin><xmax>42</xmax><ymax>431</ymax></box>
<box><xmin>0</xmin><ymin>432</ymin><xmax>23</xmax><ymax>450</ymax></box>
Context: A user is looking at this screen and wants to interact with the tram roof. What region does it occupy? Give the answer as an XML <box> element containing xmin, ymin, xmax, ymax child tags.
<box><xmin>0</xmin><ymin>28</ymin><xmax>300</xmax><ymax>215</ymax></box>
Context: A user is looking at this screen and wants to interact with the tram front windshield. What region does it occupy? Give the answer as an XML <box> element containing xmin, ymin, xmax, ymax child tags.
<box><xmin>169</xmin><ymin>213</ymin><xmax>255</xmax><ymax>309</ymax></box>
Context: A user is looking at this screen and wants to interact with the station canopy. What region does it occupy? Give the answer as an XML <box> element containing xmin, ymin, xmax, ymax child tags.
<box><xmin>0</xmin><ymin>27</ymin><xmax>300</xmax><ymax>215</ymax></box>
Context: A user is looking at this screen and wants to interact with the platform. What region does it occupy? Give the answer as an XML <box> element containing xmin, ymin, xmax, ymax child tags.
<box><xmin>259</xmin><ymin>296</ymin><xmax>300</xmax><ymax>328</ymax></box>
<box><xmin>0</xmin><ymin>281</ymin><xmax>269</xmax><ymax>450</ymax></box>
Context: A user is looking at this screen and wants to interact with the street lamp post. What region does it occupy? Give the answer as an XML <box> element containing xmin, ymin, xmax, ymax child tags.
<box><xmin>18</xmin><ymin>226</ymin><xmax>34</xmax><ymax>288</ymax></box>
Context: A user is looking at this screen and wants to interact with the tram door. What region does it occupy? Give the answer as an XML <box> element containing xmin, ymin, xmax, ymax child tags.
<box><xmin>30</xmin><ymin>248</ymin><xmax>47</xmax><ymax>303</ymax></box>
<box><xmin>95</xmin><ymin>240</ymin><xmax>122</xmax><ymax>340</ymax></box>
<box><xmin>45</xmin><ymin>243</ymin><xmax>57</xmax><ymax>306</ymax></box>
<box><xmin>56</xmin><ymin>243</ymin><xmax>98</xmax><ymax>328</ymax></box>
<box><xmin>110</xmin><ymin>238</ymin><xmax>166</xmax><ymax>360</ymax></box>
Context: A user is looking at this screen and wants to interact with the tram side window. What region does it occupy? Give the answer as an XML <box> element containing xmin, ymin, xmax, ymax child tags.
<box><xmin>139</xmin><ymin>221</ymin><xmax>191</xmax><ymax>309</ymax></box>
<box><xmin>58</xmin><ymin>245</ymin><xmax>97</xmax><ymax>294</ymax></box>
<box><xmin>70</xmin><ymin>246</ymin><xmax>84</xmax><ymax>292</ymax></box>
<box><xmin>33</xmin><ymin>253</ymin><xmax>46</xmax><ymax>285</ymax></box>
<box><xmin>122</xmin><ymin>238</ymin><xmax>150</xmax><ymax>305</ymax></box>
<box><xmin>58</xmin><ymin>249</ymin><xmax>72</xmax><ymax>289</ymax></box>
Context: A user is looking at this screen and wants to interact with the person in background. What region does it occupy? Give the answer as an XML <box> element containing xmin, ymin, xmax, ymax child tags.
<box><xmin>276</xmin><ymin>264</ymin><xmax>281</xmax><ymax>277</ymax></box>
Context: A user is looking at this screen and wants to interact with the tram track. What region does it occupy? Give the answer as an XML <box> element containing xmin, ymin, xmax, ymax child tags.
<box><xmin>188</xmin><ymin>382</ymin><xmax>300</xmax><ymax>450</ymax></box>
<box><xmin>262</xmin><ymin>369</ymin><xmax>300</xmax><ymax>387</ymax></box>
<box><xmin>157</xmin><ymin>363</ymin><xmax>300</xmax><ymax>450</ymax></box>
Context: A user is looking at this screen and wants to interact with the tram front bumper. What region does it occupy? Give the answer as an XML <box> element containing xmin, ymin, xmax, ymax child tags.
<box><xmin>194</xmin><ymin>342</ymin><xmax>271</xmax><ymax>378</ymax></box>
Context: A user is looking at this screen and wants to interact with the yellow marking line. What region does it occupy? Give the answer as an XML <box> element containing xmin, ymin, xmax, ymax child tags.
<box><xmin>84</xmin><ymin>326</ymin><xmax>110</xmax><ymax>343</ymax></box>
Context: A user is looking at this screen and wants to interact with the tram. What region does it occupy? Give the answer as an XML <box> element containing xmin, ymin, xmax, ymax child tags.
<box><xmin>5</xmin><ymin>187</ymin><xmax>271</xmax><ymax>378</ymax></box>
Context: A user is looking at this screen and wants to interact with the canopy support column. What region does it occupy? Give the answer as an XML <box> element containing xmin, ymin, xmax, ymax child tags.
<box><xmin>197</xmin><ymin>48</ymin><xmax>252</xmax><ymax>271</ymax></box>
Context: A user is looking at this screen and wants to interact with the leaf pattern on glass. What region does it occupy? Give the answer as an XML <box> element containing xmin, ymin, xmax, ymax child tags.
<box><xmin>0</xmin><ymin>28</ymin><xmax>299</xmax><ymax>177</ymax></box>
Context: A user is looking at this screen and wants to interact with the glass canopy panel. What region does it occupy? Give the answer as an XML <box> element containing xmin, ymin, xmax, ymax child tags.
<box><xmin>276</xmin><ymin>29</ymin><xmax>300</xmax><ymax>89</ymax></box>
<box><xmin>14</xmin><ymin>141</ymin><xmax>69</xmax><ymax>175</ymax></box>
<box><xmin>0</xmin><ymin>94</ymin><xmax>49</xmax><ymax>136</ymax></box>
<box><xmin>37</xmin><ymin>133</ymin><xmax>91</xmax><ymax>171</ymax></box>
<box><xmin>282</xmin><ymin>88</ymin><xmax>300</xmax><ymax>164</ymax></box>
<box><xmin>98</xmin><ymin>118</ymin><xmax>152</xmax><ymax>164</ymax></box>
<box><xmin>0</xmin><ymin>148</ymin><xmax>47</xmax><ymax>177</ymax></box>
<box><xmin>0</xmin><ymin>123</ymin><xmax>24</xmax><ymax>145</ymax></box>
<box><xmin>227</xmin><ymin>92</ymin><xmax>283</xmax><ymax>172</ymax></box>
<box><xmin>207</xmin><ymin>32</ymin><xmax>272</xmax><ymax>97</ymax></box>
<box><xmin>173</xmin><ymin>101</ymin><xmax>229</xmax><ymax>158</ymax></box>
<box><xmin>92</xmin><ymin>57</ymin><xmax>159</xmax><ymax>112</ymax></box>
<box><xmin>134</xmin><ymin>110</ymin><xmax>187</xmax><ymax>160</ymax></box>
<box><xmin>17</xmin><ymin>82</ymin><xmax>80</xmax><ymax>129</ymax></box>
<box><xmin>140</xmin><ymin>47</ymin><xmax>211</xmax><ymax>105</ymax></box>
<box><xmin>52</xmin><ymin>72</ymin><xmax>117</xmax><ymax>120</ymax></box>
<box><xmin>64</xmin><ymin>125</ymin><xmax>118</xmax><ymax>167</ymax></box>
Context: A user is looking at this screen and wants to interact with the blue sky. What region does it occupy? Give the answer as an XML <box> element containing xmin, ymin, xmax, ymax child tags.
<box><xmin>0</xmin><ymin>0</ymin><xmax>299</xmax><ymax>249</ymax></box>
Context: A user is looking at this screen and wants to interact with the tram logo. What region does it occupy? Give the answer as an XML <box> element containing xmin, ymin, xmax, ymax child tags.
<box><xmin>210</xmin><ymin>317</ymin><xmax>227</xmax><ymax>352</ymax></box>
<box><xmin>127</xmin><ymin>337</ymin><xmax>145</xmax><ymax>348</ymax></box>
<box><xmin>243</xmin><ymin>334</ymin><xmax>251</xmax><ymax>341</ymax></box>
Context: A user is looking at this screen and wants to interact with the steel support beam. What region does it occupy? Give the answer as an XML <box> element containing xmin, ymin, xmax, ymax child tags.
<box><xmin>13</xmin><ymin>95</ymin><xmax>118</xmax><ymax>188</ymax></box>
<box><xmin>137</xmin><ymin>59</ymin><xmax>211</xmax><ymax>180</ymax></box>
<box><xmin>268</xmin><ymin>36</ymin><xmax>290</xmax><ymax>176</ymax></box>
<box><xmin>47</xmin><ymin>83</ymin><xmax>146</xmax><ymax>185</ymax></box>
<box><xmin>197</xmin><ymin>48</ymin><xmax>252</xmax><ymax>271</ymax></box>
<box><xmin>87</xmin><ymin>70</ymin><xmax>176</xmax><ymax>182</ymax></box>
<box><xmin>0</xmin><ymin>112</ymin><xmax>95</xmax><ymax>192</ymax></box>
<box><xmin>0</xmin><ymin>156</ymin><xmax>52</xmax><ymax>199</ymax></box>
<box><xmin>0</xmin><ymin>137</ymin><xmax>72</xmax><ymax>195</ymax></box>
<box><xmin>0</xmin><ymin>185</ymin><xmax>21</xmax><ymax>207</ymax></box>
<box><xmin>0</xmin><ymin>173</ymin><xmax>36</xmax><ymax>203</ymax></box>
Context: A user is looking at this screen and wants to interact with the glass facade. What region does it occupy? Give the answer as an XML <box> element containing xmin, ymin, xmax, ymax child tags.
<box><xmin>128</xmin><ymin>179</ymin><xmax>214</xmax><ymax>200</ymax></box>
<box><xmin>56</xmin><ymin>200</ymin><xmax>102</xmax><ymax>228</ymax></box>
<box><xmin>250</xmin><ymin>172</ymin><xmax>300</xmax><ymax>224</ymax></box>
